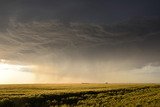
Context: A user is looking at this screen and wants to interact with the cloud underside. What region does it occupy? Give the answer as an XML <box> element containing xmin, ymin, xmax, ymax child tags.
<box><xmin>0</xmin><ymin>18</ymin><xmax>160</xmax><ymax>83</ymax></box>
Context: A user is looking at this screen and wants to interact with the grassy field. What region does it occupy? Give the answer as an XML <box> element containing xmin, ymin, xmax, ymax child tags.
<box><xmin>0</xmin><ymin>83</ymin><xmax>160</xmax><ymax>107</ymax></box>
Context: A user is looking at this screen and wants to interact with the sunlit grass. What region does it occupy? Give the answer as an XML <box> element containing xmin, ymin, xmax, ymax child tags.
<box><xmin>0</xmin><ymin>83</ymin><xmax>160</xmax><ymax>107</ymax></box>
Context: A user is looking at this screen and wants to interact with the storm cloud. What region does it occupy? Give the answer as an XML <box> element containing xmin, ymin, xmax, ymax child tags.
<box><xmin>0</xmin><ymin>17</ymin><xmax>159</xmax><ymax>83</ymax></box>
<box><xmin>0</xmin><ymin>0</ymin><xmax>160</xmax><ymax>83</ymax></box>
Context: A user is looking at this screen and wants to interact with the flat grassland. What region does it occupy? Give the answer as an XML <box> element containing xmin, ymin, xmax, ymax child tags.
<box><xmin>0</xmin><ymin>83</ymin><xmax>160</xmax><ymax>107</ymax></box>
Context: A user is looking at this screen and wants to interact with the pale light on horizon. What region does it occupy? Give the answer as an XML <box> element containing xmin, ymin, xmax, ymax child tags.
<box><xmin>0</xmin><ymin>60</ymin><xmax>35</xmax><ymax>84</ymax></box>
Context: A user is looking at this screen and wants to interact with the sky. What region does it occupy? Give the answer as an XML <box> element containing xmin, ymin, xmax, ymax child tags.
<box><xmin>0</xmin><ymin>0</ymin><xmax>160</xmax><ymax>83</ymax></box>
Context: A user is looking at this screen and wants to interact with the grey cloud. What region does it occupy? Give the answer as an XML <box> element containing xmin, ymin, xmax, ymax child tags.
<box><xmin>0</xmin><ymin>17</ymin><xmax>160</xmax><ymax>82</ymax></box>
<box><xmin>0</xmin><ymin>0</ymin><xmax>160</xmax><ymax>83</ymax></box>
<box><xmin>0</xmin><ymin>0</ymin><xmax>160</xmax><ymax>25</ymax></box>
<box><xmin>0</xmin><ymin>17</ymin><xmax>159</xmax><ymax>63</ymax></box>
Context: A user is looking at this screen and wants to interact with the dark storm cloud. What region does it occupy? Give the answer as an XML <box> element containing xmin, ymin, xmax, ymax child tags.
<box><xmin>0</xmin><ymin>0</ymin><xmax>160</xmax><ymax>24</ymax></box>
<box><xmin>1</xmin><ymin>17</ymin><xmax>160</xmax><ymax>66</ymax></box>
<box><xmin>0</xmin><ymin>0</ymin><xmax>160</xmax><ymax>82</ymax></box>
<box><xmin>0</xmin><ymin>17</ymin><xmax>159</xmax><ymax>83</ymax></box>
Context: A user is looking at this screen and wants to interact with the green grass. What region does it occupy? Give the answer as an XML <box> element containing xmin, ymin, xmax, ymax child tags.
<box><xmin>0</xmin><ymin>83</ymin><xmax>160</xmax><ymax>107</ymax></box>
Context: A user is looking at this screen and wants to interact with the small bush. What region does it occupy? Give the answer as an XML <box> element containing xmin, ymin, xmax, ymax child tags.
<box><xmin>0</xmin><ymin>98</ymin><xmax>15</xmax><ymax>107</ymax></box>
